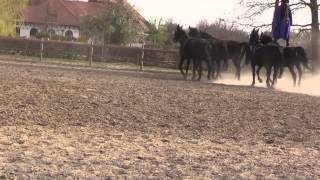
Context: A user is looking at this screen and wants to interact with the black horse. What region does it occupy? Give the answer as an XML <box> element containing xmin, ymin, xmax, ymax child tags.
<box><xmin>259</xmin><ymin>32</ymin><xmax>311</xmax><ymax>87</ymax></box>
<box><xmin>173</xmin><ymin>25</ymin><xmax>213</xmax><ymax>81</ymax></box>
<box><xmin>188</xmin><ymin>27</ymin><xmax>251</xmax><ymax>80</ymax></box>
<box><xmin>249</xmin><ymin>29</ymin><xmax>283</xmax><ymax>88</ymax></box>
<box><xmin>188</xmin><ymin>27</ymin><xmax>228</xmax><ymax>79</ymax></box>
<box><xmin>282</xmin><ymin>46</ymin><xmax>311</xmax><ymax>86</ymax></box>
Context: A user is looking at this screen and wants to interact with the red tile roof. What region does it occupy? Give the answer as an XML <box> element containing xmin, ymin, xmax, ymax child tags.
<box><xmin>23</xmin><ymin>0</ymin><xmax>149</xmax><ymax>30</ymax></box>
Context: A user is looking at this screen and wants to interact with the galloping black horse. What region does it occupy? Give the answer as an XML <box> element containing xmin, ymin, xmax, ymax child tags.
<box><xmin>259</xmin><ymin>32</ymin><xmax>311</xmax><ymax>87</ymax></box>
<box><xmin>282</xmin><ymin>46</ymin><xmax>311</xmax><ymax>86</ymax></box>
<box><xmin>249</xmin><ymin>29</ymin><xmax>283</xmax><ymax>88</ymax></box>
<box><xmin>188</xmin><ymin>27</ymin><xmax>228</xmax><ymax>79</ymax></box>
<box><xmin>188</xmin><ymin>27</ymin><xmax>251</xmax><ymax>80</ymax></box>
<box><xmin>173</xmin><ymin>25</ymin><xmax>213</xmax><ymax>81</ymax></box>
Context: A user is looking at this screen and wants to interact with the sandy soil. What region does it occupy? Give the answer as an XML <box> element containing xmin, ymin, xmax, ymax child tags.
<box><xmin>215</xmin><ymin>69</ymin><xmax>320</xmax><ymax>97</ymax></box>
<box><xmin>0</xmin><ymin>61</ymin><xmax>319</xmax><ymax>179</ymax></box>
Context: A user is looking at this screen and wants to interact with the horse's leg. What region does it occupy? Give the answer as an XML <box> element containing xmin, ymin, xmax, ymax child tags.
<box><xmin>296</xmin><ymin>63</ymin><xmax>303</xmax><ymax>87</ymax></box>
<box><xmin>266</xmin><ymin>66</ymin><xmax>272</xmax><ymax>88</ymax></box>
<box><xmin>211</xmin><ymin>60</ymin><xmax>216</xmax><ymax>80</ymax></box>
<box><xmin>231</xmin><ymin>58</ymin><xmax>241</xmax><ymax>80</ymax></box>
<box><xmin>206</xmin><ymin>59</ymin><xmax>212</xmax><ymax>81</ymax></box>
<box><xmin>192</xmin><ymin>59</ymin><xmax>197</xmax><ymax>81</ymax></box>
<box><xmin>209</xmin><ymin>52</ymin><xmax>215</xmax><ymax>80</ymax></box>
<box><xmin>256</xmin><ymin>65</ymin><xmax>263</xmax><ymax>83</ymax></box>
<box><xmin>237</xmin><ymin>63</ymin><xmax>241</xmax><ymax>80</ymax></box>
<box><xmin>198</xmin><ymin>60</ymin><xmax>203</xmax><ymax>81</ymax></box>
<box><xmin>223</xmin><ymin>57</ymin><xmax>228</xmax><ymax>71</ymax></box>
<box><xmin>215</xmin><ymin>59</ymin><xmax>221</xmax><ymax>80</ymax></box>
<box><xmin>223</xmin><ymin>44</ymin><xmax>229</xmax><ymax>71</ymax></box>
<box><xmin>288</xmin><ymin>65</ymin><xmax>297</xmax><ymax>87</ymax></box>
<box><xmin>185</xmin><ymin>58</ymin><xmax>191</xmax><ymax>80</ymax></box>
<box><xmin>179</xmin><ymin>56</ymin><xmax>186</xmax><ymax>79</ymax></box>
<box><xmin>272</xmin><ymin>65</ymin><xmax>279</xmax><ymax>87</ymax></box>
<box><xmin>251</xmin><ymin>63</ymin><xmax>256</xmax><ymax>87</ymax></box>
<box><xmin>279</xmin><ymin>65</ymin><xmax>285</xmax><ymax>78</ymax></box>
<box><xmin>197</xmin><ymin>60</ymin><xmax>202</xmax><ymax>80</ymax></box>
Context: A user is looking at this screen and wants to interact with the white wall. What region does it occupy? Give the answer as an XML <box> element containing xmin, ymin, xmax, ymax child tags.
<box><xmin>18</xmin><ymin>24</ymin><xmax>36</xmax><ymax>38</ymax></box>
<box><xmin>17</xmin><ymin>23</ymin><xmax>80</xmax><ymax>39</ymax></box>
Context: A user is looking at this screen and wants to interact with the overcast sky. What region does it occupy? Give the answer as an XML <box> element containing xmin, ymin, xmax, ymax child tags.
<box><xmin>127</xmin><ymin>0</ymin><xmax>237</xmax><ymax>25</ymax></box>
<box><xmin>126</xmin><ymin>0</ymin><xmax>310</xmax><ymax>32</ymax></box>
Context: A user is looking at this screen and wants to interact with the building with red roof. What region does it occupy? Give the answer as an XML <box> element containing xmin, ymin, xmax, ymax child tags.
<box><xmin>18</xmin><ymin>0</ymin><xmax>149</xmax><ymax>40</ymax></box>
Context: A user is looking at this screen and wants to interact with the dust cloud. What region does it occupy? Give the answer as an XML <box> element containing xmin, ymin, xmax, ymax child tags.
<box><xmin>214</xmin><ymin>71</ymin><xmax>320</xmax><ymax>96</ymax></box>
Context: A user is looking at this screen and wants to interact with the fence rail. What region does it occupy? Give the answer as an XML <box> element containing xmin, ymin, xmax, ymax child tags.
<box><xmin>0</xmin><ymin>36</ymin><xmax>179</xmax><ymax>69</ymax></box>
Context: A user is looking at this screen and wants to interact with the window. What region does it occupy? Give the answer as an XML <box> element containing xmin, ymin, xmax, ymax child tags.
<box><xmin>65</xmin><ymin>30</ymin><xmax>73</xmax><ymax>39</ymax></box>
<box><xmin>30</xmin><ymin>28</ymin><xmax>38</xmax><ymax>37</ymax></box>
<box><xmin>16</xmin><ymin>27</ymin><xmax>20</xmax><ymax>36</ymax></box>
<box><xmin>48</xmin><ymin>29</ymin><xmax>56</xmax><ymax>36</ymax></box>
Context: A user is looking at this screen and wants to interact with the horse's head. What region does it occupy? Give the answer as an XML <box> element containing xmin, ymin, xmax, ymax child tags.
<box><xmin>249</xmin><ymin>28</ymin><xmax>260</xmax><ymax>46</ymax></box>
<box><xmin>188</xmin><ymin>26</ymin><xmax>200</xmax><ymax>38</ymax></box>
<box><xmin>174</xmin><ymin>24</ymin><xmax>187</xmax><ymax>43</ymax></box>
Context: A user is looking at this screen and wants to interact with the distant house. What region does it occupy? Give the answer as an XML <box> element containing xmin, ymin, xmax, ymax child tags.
<box><xmin>17</xmin><ymin>0</ymin><xmax>149</xmax><ymax>41</ymax></box>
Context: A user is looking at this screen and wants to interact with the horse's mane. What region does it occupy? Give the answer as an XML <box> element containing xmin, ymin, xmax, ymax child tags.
<box><xmin>188</xmin><ymin>27</ymin><xmax>219</xmax><ymax>40</ymax></box>
<box><xmin>199</xmin><ymin>31</ymin><xmax>219</xmax><ymax>40</ymax></box>
<box><xmin>260</xmin><ymin>33</ymin><xmax>273</xmax><ymax>45</ymax></box>
<box><xmin>188</xmin><ymin>27</ymin><xmax>200</xmax><ymax>38</ymax></box>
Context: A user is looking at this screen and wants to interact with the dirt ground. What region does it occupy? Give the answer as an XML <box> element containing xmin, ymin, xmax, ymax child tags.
<box><xmin>0</xmin><ymin>60</ymin><xmax>319</xmax><ymax>179</ymax></box>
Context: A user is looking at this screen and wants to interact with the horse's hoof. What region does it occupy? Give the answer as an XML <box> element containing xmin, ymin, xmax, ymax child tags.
<box><xmin>258</xmin><ymin>79</ymin><xmax>263</xmax><ymax>83</ymax></box>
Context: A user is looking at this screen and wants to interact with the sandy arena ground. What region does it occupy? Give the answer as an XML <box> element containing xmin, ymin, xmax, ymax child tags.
<box><xmin>0</xmin><ymin>61</ymin><xmax>319</xmax><ymax>179</ymax></box>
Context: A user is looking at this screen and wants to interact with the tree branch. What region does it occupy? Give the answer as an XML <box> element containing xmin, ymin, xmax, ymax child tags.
<box><xmin>298</xmin><ymin>0</ymin><xmax>310</xmax><ymax>6</ymax></box>
<box><xmin>295</xmin><ymin>27</ymin><xmax>312</xmax><ymax>39</ymax></box>
<box><xmin>240</xmin><ymin>0</ymin><xmax>309</xmax><ymax>21</ymax></box>
<box><xmin>292</xmin><ymin>24</ymin><xmax>312</xmax><ymax>28</ymax></box>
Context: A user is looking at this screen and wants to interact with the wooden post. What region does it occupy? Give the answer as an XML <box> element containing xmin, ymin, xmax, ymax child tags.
<box><xmin>40</xmin><ymin>38</ymin><xmax>44</xmax><ymax>62</ymax></box>
<box><xmin>140</xmin><ymin>42</ymin><xmax>144</xmax><ymax>71</ymax></box>
<box><xmin>90</xmin><ymin>41</ymin><xmax>94</xmax><ymax>67</ymax></box>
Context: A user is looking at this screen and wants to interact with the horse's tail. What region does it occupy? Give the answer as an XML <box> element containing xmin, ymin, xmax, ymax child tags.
<box><xmin>297</xmin><ymin>46</ymin><xmax>312</xmax><ymax>70</ymax></box>
<box><xmin>239</xmin><ymin>42</ymin><xmax>251</xmax><ymax>65</ymax></box>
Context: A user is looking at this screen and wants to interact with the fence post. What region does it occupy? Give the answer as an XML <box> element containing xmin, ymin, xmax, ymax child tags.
<box><xmin>90</xmin><ymin>41</ymin><xmax>94</xmax><ymax>67</ymax></box>
<box><xmin>139</xmin><ymin>42</ymin><xmax>144</xmax><ymax>71</ymax></box>
<box><xmin>40</xmin><ymin>38</ymin><xmax>44</xmax><ymax>62</ymax></box>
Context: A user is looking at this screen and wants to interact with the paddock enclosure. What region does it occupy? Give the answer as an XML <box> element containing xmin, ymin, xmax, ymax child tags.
<box><xmin>0</xmin><ymin>60</ymin><xmax>319</xmax><ymax>179</ymax></box>
<box><xmin>0</xmin><ymin>36</ymin><xmax>179</xmax><ymax>69</ymax></box>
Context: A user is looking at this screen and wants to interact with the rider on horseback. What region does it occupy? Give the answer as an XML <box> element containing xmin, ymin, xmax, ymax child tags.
<box><xmin>272</xmin><ymin>0</ymin><xmax>292</xmax><ymax>47</ymax></box>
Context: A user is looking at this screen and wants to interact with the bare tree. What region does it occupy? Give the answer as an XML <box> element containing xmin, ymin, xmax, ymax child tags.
<box><xmin>196</xmin><ymin>19</ymin><xmax>248</xmax><ymax>41</ymax></box>
<box><xmin>240</xmin><ymin>0</ymin><xmax>319</xmax><ymax>68</ymax></box>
